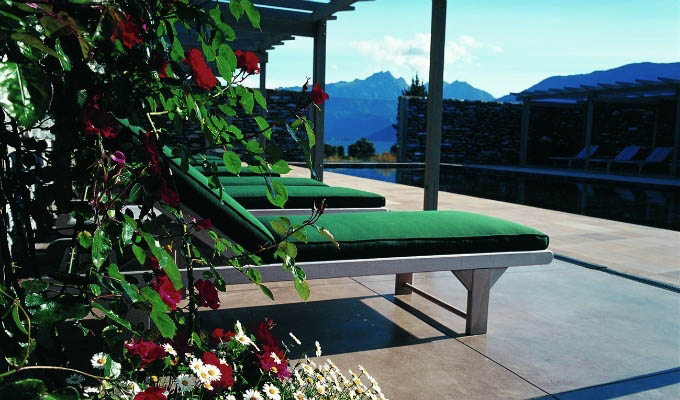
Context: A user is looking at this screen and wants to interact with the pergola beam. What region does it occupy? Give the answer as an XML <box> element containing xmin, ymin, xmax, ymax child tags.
<box><xmin>312</xmin><ymin>0</ymin><xmax>367</xmax><ymax>20</ymax></box>
<box><xmin>251</xmin><ymin>0</ymin><xmax>326</xmax><ymax>11</ymax></box>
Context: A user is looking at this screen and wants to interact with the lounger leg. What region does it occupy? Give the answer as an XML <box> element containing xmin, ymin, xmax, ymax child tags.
<box><xmin>395</xmin><ymin>273</ymin><xmax>413</xmax><ymax>295</ymax></box>
<box><xmin>453</xmin><ymin>268</ymin><xmax>507</xmax><ymax>335</ymax></box>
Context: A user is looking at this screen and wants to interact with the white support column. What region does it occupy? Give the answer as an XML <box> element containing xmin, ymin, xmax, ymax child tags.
<box><xmin>519</xmin><ymin>101</ymin><xmax>531</xmax><ymax>165</ymax></box>
<box><xmin>423</xmin><ymin>0</ymin><xmax>447</xmax><ymax>211</ymax></box>
<box><xmin>397</xmin><ymin>96</ymin><xmax>409</xmax><ymax>162</ymax></box>
<box><xmin>311</xmin><ymin>21</ymin><xmax>327</xmax><ymax>181</ymax></box>
<box><xmin>672</xmin><ymin>89</ymin><xmax>680</xmax><ymax>176</ymax></box>
<box><xmin>584</xmin><ymin>96</ymin><xmax>594</xmax><ymax>169</ymax></box>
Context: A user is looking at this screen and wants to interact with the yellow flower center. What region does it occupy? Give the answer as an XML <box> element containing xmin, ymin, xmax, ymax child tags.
<box><xmin>97</xmin><ymin>358</ymin><xmax>106</xmax><ymax>365</ymax></box>
<box><xmin>271</xmin><ymin>367</ymin><xmax>278</xmax><ymax>374</ymax></box>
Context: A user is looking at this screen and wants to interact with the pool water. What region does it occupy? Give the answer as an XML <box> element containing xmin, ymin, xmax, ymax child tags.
<box><xmin>327</xmin><ymin>166</ymin><xmax>680</xmax><ymax>231</ymax></box>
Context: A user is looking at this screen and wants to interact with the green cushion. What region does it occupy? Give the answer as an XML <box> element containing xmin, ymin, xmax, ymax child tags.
<box><xmin>194</xmin><ymin>165</ymin><xmax>280</xmax><ymax>177</ymax></box>
<box><xmin>219</xmin><ymin>176</ymin><xmax>328</xmax><ymax>187</ymax></box>
<box><xmin>258</xmin><ymin>211</ymin><xmax>549</xmax><ymax>262</ymax></box>
<box><xmin>225</xmin><ymin>185</ymin><xmax>386</xmax><ymax>209</ymax></box>
<box><xmin>162</xmin><ymin>147</ymin><xmax>275</xmax><ymax>250</ymax></box>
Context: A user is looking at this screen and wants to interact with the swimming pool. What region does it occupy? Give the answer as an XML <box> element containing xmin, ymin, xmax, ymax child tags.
<box><xmin>326</xmin><ymin>166</ymin><xmax>680</xmax><ymax>231</ymax></box>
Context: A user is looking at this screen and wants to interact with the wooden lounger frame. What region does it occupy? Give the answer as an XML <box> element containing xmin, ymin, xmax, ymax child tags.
<box><xmin>144</xmin><ymin>204</ymin><xmax>554</xmax><ymax>336</ymax></box>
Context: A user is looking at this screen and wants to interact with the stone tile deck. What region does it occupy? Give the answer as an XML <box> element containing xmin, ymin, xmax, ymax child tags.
<box><xmin>288</xmin><ymin>167</ymin><xmax>680</xmax><ymax>287</ymax></box>
<box><xmin>204</xmin><ymin>166</ymin><xmax>680</xmax><ymax>399</ymax></box>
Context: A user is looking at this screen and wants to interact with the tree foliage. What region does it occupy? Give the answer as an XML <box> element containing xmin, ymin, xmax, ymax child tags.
<box><xmin>348</xmin><ymin>138</ymin><xmax>376</xmax><ymax>159</ymax></box>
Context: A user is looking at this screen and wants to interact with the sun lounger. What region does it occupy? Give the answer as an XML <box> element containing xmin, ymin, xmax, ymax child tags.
<box><xmin>163</xmin><ymin>147</ymin><xmax>387</xmax><ymax>215</ymax></box>
<box><xmin>549</xmin><ymin>145</ymin><xmax>599</xmax><ymax>168</ymax></box>
<box><xmin>614</xmin><ymin>147</ymin><xmax>672</xmax><ymax>174</ymax></box>
<box><xmin>137</xmin><ymin>152</ymin><xmax>554</xmax><ymax>335</ymax></box>
<box><xmin>589</xmin><ymin>145</ymin><xmax>640</xmax><ymax>173</ymax></box>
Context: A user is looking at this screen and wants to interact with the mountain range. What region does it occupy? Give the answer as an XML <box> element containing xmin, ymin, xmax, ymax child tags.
<box><xmin>278</xmin><ymin>62</ymin><xmax>680</xmax><ymax>152</ymax></box>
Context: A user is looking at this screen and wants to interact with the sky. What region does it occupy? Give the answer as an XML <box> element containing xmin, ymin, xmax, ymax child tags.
<box><xmin>247</xmin><ymin>0</ymin><xmax>680</xmax><ymax>98</ymax></box>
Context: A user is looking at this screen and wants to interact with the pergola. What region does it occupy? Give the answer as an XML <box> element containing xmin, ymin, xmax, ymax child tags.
<box><xmin>182</xmin><ymin>0</ymin><xmax>448</xmax><ymax>208</ymax></box>
<box><xmin>513</xmin><ymin>78</ymin><xmax>680</xmax><ymax>175</ymax></box>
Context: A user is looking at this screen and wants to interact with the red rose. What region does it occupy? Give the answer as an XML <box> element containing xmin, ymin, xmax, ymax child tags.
<box><xmin>112</xmin><ymin>14</ymin><xmax>143</xmax><ymax>49</ymax></box>
<box><xmin>196</xmin><ymin>218</ymin><xmax>212</xmax><ymax>230</ymax></box>
<box><xmin>159</xmin><ymin>179</ymin><xmax>180</xmax><ymax>208</ymax></box>
<box><xmin>253</xmin><ymin>319</ymin><xmax>278</xmax><ymax>348</ymax></box>
<box><xmin>194</xmin><ymin>279</ymin><xmax>220</xmax><ymax>310</ymax></box>
<box><xmin>234</xmin><ymin>50</ymin><xmax>260</xmax><ymax>74</ymax></box>
<box><xmin>82</xmin><ymin>108</ymin><xmax>120</xmax><ymax>139</ymax></box>
<box><xmin>210</xmin><ymin>328</ymin><xmax>235</xmax><ymax>345</ymax></box>
<box><xmin>152</xmin><ymin>53</ymin><xmax>170</xmax><ymax>79</ymax></box>
<box><xmin>183</xmin><ymin>49</ymin><xmax>217</xmax><ymax>90</ymax></box>
<box><xmin>125</xmin><ymin>339</ymin><xmax>166</xmax><ymax>368</ymax></box>
<box><xmin>257</xmin><ymin>344</ymin><xmax>290</xmax><ymax>381</ymax></box>
<box><xmin>310</xmin><ymin>83</ymin><xmax>329</xmax><ymax>105</ymax></box>
<box><xmin>202</xmin><ymin>352</ymin><xmax>235</xmax><ymax>389</ymax></box>
<box><xmin>143</xmin><ymin>131</ymin><xmax>161</xmax><ymax>175</ymax></box>
<box><xmin>134</xmin><ymin>387</ymin><xmax>167</xmax><ymax>400</ymax></box>
<box><xmin>152</xmin><ymin>273</ymin><xmax>182</xmax><ymax>310</ymax></box>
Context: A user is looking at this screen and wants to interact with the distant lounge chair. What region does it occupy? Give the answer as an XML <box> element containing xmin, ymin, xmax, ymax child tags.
<box><xmin>549</xmin><ymin>145</ymin><xmax>599</xmax><ymax>168</ymax></box>
<box><xmin>615</xmin><ymin>147</ymin><xmax>672</xmax><ymax>174</ymax></box>
<box><xmin>589</xmin><ymin>145</ymin><xmax>641</xmax><ymax>173</ymax></box>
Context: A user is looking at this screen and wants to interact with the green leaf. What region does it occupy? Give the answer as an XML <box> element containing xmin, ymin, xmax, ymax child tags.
<box><xmin>150</xmin><ymin>310</ymin><xmax>176</xmax><ymax>338</ymax></box>
<box><xmin>209</xmin><ymin>6</ymin><xmax>222</xmax><ymax>24</ymax></box>
<box><xmin>77</xmin><ymin>230</ymin><xmax>92</xmax><ymax>249</ymax></box>
<box><xmin>253</xmin><ymin>88</ymin><xmax>267</xmax><ymax>111</ymax></box>
<box><xmin>143</xmin><ymin>234</ymin><xmax>182</xmax><ymax>290</ymax></box>
<box><xmin>254</xmin><ymin>116</ymin><xmax>270</xmax><ymax>139</ymax></box>
<box><xmin>246</xmin><ymin>268</ymin><xmax>262</xmax><ymax>284</ymax></box>
<box><xmin>91</xmin><ymin>226</ymin><xmax>112</xmax><ymax>269</ymax></box>
<box><xmin>270</xmin><ymin>160</ymin><xmax>291</xmax><ymax>174</ymax></box>
<box><xmin>269</xmin><ymin>217</ymin><xmax>290</xmax><ymax>235</ymax></box>
<box><xmin>11</xmin><ymin>33</ymin><xmax>59</xmax><ymax>58</ymax></box>
<box><xmin>246</xmin><ymin>139</ymin><xmax>264</xmax><ymax>154</ymax></box>
<box><xmin>44</xmin><ymin>386</ymin><xmax>80</xmax><ymax>400</ymax></box>
<box><xmin>218</xmin><ymin>104</ymin><xmax>236</xmax><ymax>117</ymax></box>
<box><xmin>89</xmin><ymin>284</ymin><xmax>101</xmax><ymax>296</ymax></box>
<box><xmin>304</xmin><ymin>120</ymin><xmax>316</xmax><ymax>149</ymax></box>
<box><xmin>131</xmin><ymin>244</ymin><xmax>146</xmax><ymax>265</ymax></box>
<box><xmin>291</xmin><ymin>225</ymin><xmax>308</xmax><ymax>243</ymax></box>
<box><xmin>31</xmin><ymin>300</ymin><xmax>89</xmax><ymax>327</ymax></box>
<box><xmin>241</xmin><ymin>0</ymin><xmax>261</xmax><ymax>29</ymax></box>
<box><xmin>12</xmin><ymin>305</ymin><xmax>28</xmax><ymax>335</ymax></box>
<box><xmin>121</xmin><ymin>220</ymin><xmax>134</xmax><ymax>246</ymax></box>
<box><xmin>128</xmin><ymin>183</ymin><xmax>143</xmax><ymax>202</ymax></box>
<box><xmin>259</xmin><ymin>284</ymin><xmax>274</xmax><ymax>300</ymax></box>
<box><xmin>20</xmin><ymin>279</ymin><xmax>49</xmax><ymax>292</ymax></box>
<box><xmin>25</xmin><ymin>293</ymin><xmax>44</xmax><ymax>307</ymax></box>
<box><xmin>0</xmin><ymin>62</ymin><xmax>50</xmax><ymax>128</ymax></box>
<box><xmin>240</xmin><ymin>90</ymin><xmax>254</xmax><ymax>114</ymax></box>
<box><xmin>222</xmin><ymin>151</ymin><xmax>241</xmax><ymax>175</ymax></box>
<box><xmin>294</xmin><ymin>277</ymin><xmax>310</xmax><ymax>301</ymax></box>
<box><xmin>92</xmin><ymin>302</ymin><xmax>137</xmax><ymax>333</ymax></box>
<box><xmin>107</xmin><ymin>264</ymin><xmax>141</xmax><ymax>302</ymax></box>
<box><xmin>171</xmin><ymin>36</ymin><xmax>184</xmax><ymax>62</ymax></box>
<box><xmin>265</xmin><ymin>179</ymin><xmax>288</xmax><ymax>208</ymax></box>
<box><xmin>140</xmin><ymin>286</ymin><xmax>169</xmax><ymax>313</ymax></box>
<box><xmin>229</xmin><ymin>1</ymin><xmax>244</xmax><ymax>20</ymax></box>
<box><xmin>0</xmin><ymin>379</ymin><xmax>47</xmax><ymax>400</ymax></box>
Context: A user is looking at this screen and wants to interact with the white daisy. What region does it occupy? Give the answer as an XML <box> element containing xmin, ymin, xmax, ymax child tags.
<box><xmin>122</xmin><ymin>380</ymin><xmax>141</xmax><ymax>395</ymax></box>
<box><xmin>301</xmin><ymin>364</ymin><xmax>314</xmax><ymax>375</ymax></box>
<box><xmin>314</xmin><ymin>341</ymin><xmax>322</xmax><ymax>357</ymax></box>
<box><xmin>196</xmin><ymin>365</ymin><xmax>212</xmax><ymax>384</ymax></box>
<box><xmin>289</xmin><ymin>332</ymin><xmax>302</xmax><ymax>345</ymax></box>
<box><xmin>235</xmin><ymin>320</ymin><xmax>244</xmax><ymax>334</ymax></box>
<box><xmin>176</xmin><ymin>374</ymin><xmax>195</xmax><ymax>392</ymax></box>
<box><xmin>204</xmin><ymin>382</ymin><xmax>214</xmax><ymax>391</ymax></box>
<box><xmin>204</xmin><ymin>364</ymin><xmax>222</xmax><ymax>382</ymax></box>
<box><xmin>234</xmin><ymin>332</ymin><xmax>256</xmax><ymax>349</ymax></box>
<box><xmin>270</xmin><ymin>352</ymin><xmax>281</xmax><ymax>364</ymax></box>
<box><xmin>83</xmin><ymin>386</ymin><xmax>99</xmax><ymax>397</ymax></box>
<box><xmin>225</xmin><ymin>395</ymin><xmax>237</xmax><ymax>400</ymax></box>
<box><xmin>219</xmin><ymin>358</ymin><xmax>228</xmax><ymax>365</ymax></box>
<box><xmin>262</xmin><ymin>383</ymin><xmax>280</xmax><ymax>400</ymax></box>
<box><xmin>65</xmin><ymin>374</ymin><xmax>85</xmax><ymax>385</ymax></box>
<box><xmin>162</xmin><ymin>343</ymin><xmax>177</xmax><ymax>357</ymax></box>
<box><xmin>90</xmin><ymin>352</ymin><xmax>108</xmax><ymax>369</ymax></box>
<box><xmin>293</xmin><ymin>391</ymin><xmax>307</xmax><ymax>400</ymax></box>
<box><xmin>189</xmin><ymin>358</ymin><xmax>204</xmax><ymax>374</ymax></box>
<box><xmin>243</xmin><ymin>389</ymin><xmax>263</xmax><ymax>400</ymax></box>
<box><xmin>315</xmin><ymin>381</ymin><xmax>326</xmax><ymax>395</ymax></box>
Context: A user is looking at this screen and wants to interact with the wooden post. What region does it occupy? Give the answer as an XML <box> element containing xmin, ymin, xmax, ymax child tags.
<box><xmin>652</xmin><ymin>107</ymin><xmax>659</xmax><ymax>149</ymax></box>
<box><xmin>519</xmin><ymin>101</ymin><xmax>531</xmax><ymax>165</ymax></box>
<box><xmin>397</xmin><ymin>96</ymin><xmax>409</xmax><ymax>162</ymax></box>
<box><xmin>311</xmin><ymin>21</ymin><xmax>327</xmax><ymax>181</ymax></box>
<box><xmin>584</xmin><ymin>96</ymin><xmax>595</xmax><ymax>169</ymax></box>
<box><xmin>423</xmin><ymin>0</ymin><xmax>447</xmax><ymax>211</ymax></box>
<box><xmin>672</xmin><ymin>90</ymin><xmax>680</xmax><ymax>176</ymax></box>
<box><xmin>259</xmin><ymin>58</ymin><xmax>267</xmax><ymax>116</ymax></box>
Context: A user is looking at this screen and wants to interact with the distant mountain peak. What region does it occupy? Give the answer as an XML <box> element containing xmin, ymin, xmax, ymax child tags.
<box><xmin>498</xmin><ymin>61</ymin><xmax>680</xmax><ymax>102</ymax></box>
